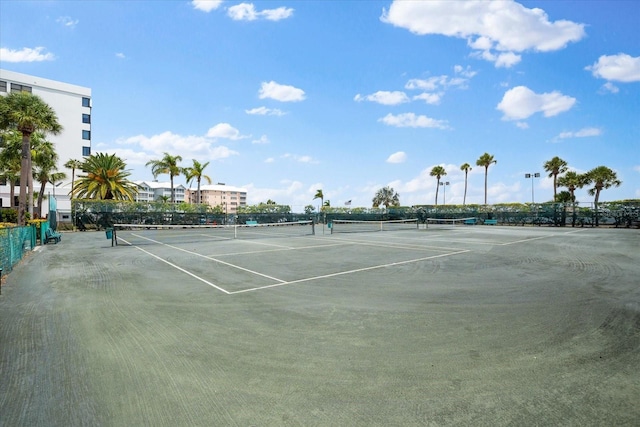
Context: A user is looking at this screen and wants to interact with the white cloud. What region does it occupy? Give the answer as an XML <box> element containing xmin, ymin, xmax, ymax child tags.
<box><xmin>243</xmin><ymin>180</ymin><xmax>304</xmax><ymax>205</ymax></box>
<box><xmin>381</xmin><ymin>0</ymin><xmax>585</xmax><ymax>68</ymax></box>
<box><xmin>259</xmin><ymin>81</ymin><xmax>306</xmax><ymax>102</ymax></box>
<box><xmin>586</xmin><ymin>53</ymin><xmax>640</xmax><ymax>82</ymax></box>
<box><xmin>600</xmin><ymin>82</ymin><xmax>619</xmax><ymax>94</ymax></box>
<box><xmin>281</xmin><ymin>153</ymin><xmax>318</xmax><ymax>164</ymax></box>
<box><xmin>252</xmin><ymin>135</ymin><xmax>270</xmax><ymax>144</ymax></box>
<box><xmin>206</xmin><ymin>123</ymin><xmax>249</xmax><ymax>140</ymax></box>
<box><xmin>117</xmin><ymin>131</ymin><xmax>239</xmax><ymax>162</ymax></box>
<box><xmin>516</xmin><ymin>122</ymin><xmax>529</xmax><ymax>129</ymax></box>
<box><xmin>0</xmin><ymin>46</ymin><xmax>54</xmax><ymax>62</ymax></box>
<box><xmin>192</xmin><ymin>0</ymin><xmax>223</xmax><ymax>13</ymax></box>
<box><xmin>354</xmin><ymin>91</ymin><xmax>409</xmax><ymax>105</ymax></box>
<box><xmin>497</xmin><ymin>86</ymin><xmax>576</xmax><ymax>120</ymax></box>
<box><xmin>378</xmin><ymin>112</ymin><xmax>449</xmax><ymax>129</ymax></box>
<box><xmin>633</xmin><ymin>165</ymin><xmax>640</xmax><ymax>173</ymax></box>
<box><xmin>227</xmin><ymin>3</ymin><xmax>294</xmax><ymax>21</ymax></box>
<box><xmin>115</xmin><ymin>52</ymin><xmax>126</xmax><ymax>59</ymax></box>
<box><xmin>412</xmin><ymin>92</ymin><xmax>442</xmax><ymax>105</ymax></box>
<box><xmin>245</xmin><ymin>106</ymin><xmax>286</xmax><ymax>116</ymax></box>
<box><xmin>264</xmin><ymin>157</ymin><xmax>275</xmax><ymax>163</ymax></box>
<box><xmin>554</xmin><ymin>127</ymin><xmax>602</xmax><ymax>141</ymax></box>
<box><xmin>56</xmin><ymin>16</ymin><xmax>79</xmax><ymax>28</ymax></box>
<box><xmin>386</xmin><ymin>151</ymin><xmax>407</xmax><ymax>164</ymax></box>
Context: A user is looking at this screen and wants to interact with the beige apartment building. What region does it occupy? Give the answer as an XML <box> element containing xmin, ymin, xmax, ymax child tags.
<box><xmin>186</xmin><ymin>183</ymin><xmax>247</xmax><ymax>214</ymax></box>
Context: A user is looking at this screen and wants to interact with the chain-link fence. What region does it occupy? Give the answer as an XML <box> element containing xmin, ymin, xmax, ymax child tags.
<box><xmin>0</xmin><ymin>225</ymin><xmax>36</xmax><ymax>273</ymax></box>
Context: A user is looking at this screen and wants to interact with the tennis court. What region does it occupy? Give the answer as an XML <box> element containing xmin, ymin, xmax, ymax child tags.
<box><xmin>1</xmin><ymin>222</ymin><xmax>639</xmax><ymax>425</ymax></box>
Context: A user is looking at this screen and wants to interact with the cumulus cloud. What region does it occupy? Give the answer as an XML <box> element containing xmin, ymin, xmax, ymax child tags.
<box><xmin>553</xmin><ymin>127</ymin><xmax>602</xmax><ymax>141</ymax></box>
<box><xmin>259</xmin><ymin>81</ymin><xmax>306</xmax><ymax>102</ymax></box>
<box><xmin>0</xmin><ymin>46</ymin><xmax>54</xmax><ymax>62</ymax></box>
<box><xmin>227</xmin><ymin>3</ymin><xmax>293</xmax><ymax>21</ymax></box>
<box><xmin>497</xmin><ymin>86</ymin><xmax>576</xmax><ymax>120</ymax></box>
<box><xmin>600</xmin><ymin>82</ymin><xmax>619</xmax><ymax>94</ymax></box>
<box><xmin>192</xmin><ymin>0</ymin><xmax>223</xmax><ymax>12</ymax></box>
<box><xmin>117</xmin><ymin>131</ymin><xmax>239</xmax><ymax>162</ymax></box>
<box><xmin>281</xmin><ymin>153</ymin><xmax>318</xmax><ymax>164</ymax></box>
<box><xmin>206</xmin><ymin>123</ymin><xmax>249</xmax><ymax>140</ymax></box>
<box><xmin>245</xmin><ymin>106</ymin><xmax>286</xmax><ymax>116</ymax></box>
<box><xmin>586</xmin><ymin>53</ymin><xmax>640</xmax><ymax>82</ymax></box>
<box><xmin>378</xmin><ymin>113</ymin><xmax>449</xmax><ymax>129</ymax></box>
<box><xmin>115</xmin><ymin>52</ymin><xmax>126</xmax><ymax>59</ymax></box>
<box><xmin>386</xmin><ymin>151</ymin><xmax>407</xmax><ymax>164</ymax></box>
<box><xmin>252</xmin><ymin>135</ymin><xmax>270</xmax><ymax>144</ymax></box>
<box><xmin>412</xmin><ymin>92</ymin><xmax>442</xmax><ymax>105</ymax></box>
<box><xmin>381</xmin><ymin>0</ymin><xmax>585</xmax><ymax>67</ymax></box>
<box><xmin>354</xmin><ymin>91</ymin><xmax>410</xmax><ymax>105</ymax></box>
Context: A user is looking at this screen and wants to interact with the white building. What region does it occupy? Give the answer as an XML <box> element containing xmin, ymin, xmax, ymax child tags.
<box><xmin>185</xmin><ymin>183</ymin><xmax>247</xmax><ymax>214</ymax></box>
<box><xmin>134</xmin><ymin>181</ymin><xmax>186</xmax><ymax>203</ymax></box>
<box><xmin>0</xmin><ymin>69</ymin><xmax>92</xmax><ymax>222</ymax></box>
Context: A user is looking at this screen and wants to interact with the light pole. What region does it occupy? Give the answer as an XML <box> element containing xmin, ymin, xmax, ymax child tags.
<box><xmin>439</xmin><ymin>181</ymin><xmax>450</xmax><ymax>205</ymax></box>
<box><xmin>525</xmin><ymin>173</ymin><xmax>540</xmax><ymax>204</ymax></box>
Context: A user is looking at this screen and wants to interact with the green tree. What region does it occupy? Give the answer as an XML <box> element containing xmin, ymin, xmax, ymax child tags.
<box><xmin>146</xmin><ymin>153</ymin><xmax>183</xmax><ymax>203</ymax></box>
<box><xmin>0</xmin><ymin>92</ymin><xmax>62</xmax><ymax>224</ymax></box>
<box><xmin>71</xmin><ymin>153</ymin><xmax>138</xmax><ymax>201</ymax></box>
<box><xmin>64</xmin><ymin>158</ymin><xmax>83</xmax><ymax>200</ymax></box>
<box><xmin>0</xmin><ymin>130</ymin><xmax>21</xmax><ymax>208</ymax></box>
<box><xmin>184</xmin><ymin>159</ymin><xmax>212</xmax><ymax>204</ymax></box>
<box><xmin>556</xmin><ymin>171</ymin><xmax>586</xmax><ymax>204</ymax></box>
<box><xmin>476</xmin><ymin>152</ymin><xmax>497</xmax><ymax>205</ymax></box>
<box><xmin>584</xmin><ymin>166</ymin><xmax>622</xmax><ymax>226</ymax></box>
<box><xmin>33</xmin><ymin>139</ymin><xmax>66</xmax><ymax>218</ymax></box>
<box><xmin>460</xmin><ymin>163</ymin><xmax>472</xmax><ymax>206</ymax></box>
<box><xmin>313</xmin><ymin>189</ymin><xmax>324</xmax><ymax>211</ymax></box>
<box><xmin>372</xmin><ymin>186</ymin><xmax>400</xmax><ymax>208</ymax></box>
<box><xmin>304</xmin><ymin>204</ymin><xmax>315</xmax><ymax>215</ymax></box>
<box><xmin>543</xmin><ymin>156</ymin><xmax>568</xmax><ymax>200</ymax></box>
<box><xmin>430</xmin><ymin>165</ymin><xmax>447</xmax><ymax>205</ymax></box>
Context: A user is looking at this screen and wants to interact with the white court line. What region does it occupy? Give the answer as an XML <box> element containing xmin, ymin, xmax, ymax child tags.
<box><xmin>130</xmin><ymin>233</ymin><xmax>287</xmax><ymax>283</ymax></box>
<box><xmin>229</xmin><ymin>250</ymin><xmax>470</xmax><ymax>294</ymax></box>
<box><xmin>328</xmin><ymin>236</ymin><xmax>461</xmax><ymax>252</ymax></box>
<box><xmin>117</xmin><ymin>237</ymin><xmax>231</xmax><ymax>294</ymax></box>
<box><xmin>499</xmin><ymin>228</ymin><xmax>589</xmax><ymax>245</ymax></box>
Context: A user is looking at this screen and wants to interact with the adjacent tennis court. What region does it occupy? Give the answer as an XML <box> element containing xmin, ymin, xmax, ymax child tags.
<box><xmin>1</xmin><ymin>223</ymin><xmax>638</xmax><ymax>425</ymax></box>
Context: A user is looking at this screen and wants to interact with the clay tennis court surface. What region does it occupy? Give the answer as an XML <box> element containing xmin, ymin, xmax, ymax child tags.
<box><xmin>1</xmin><ymin>225</ymin><xmax>638</xmax><ymax>425</ymax></box>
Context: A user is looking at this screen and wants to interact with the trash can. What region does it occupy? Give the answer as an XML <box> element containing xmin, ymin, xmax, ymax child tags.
<box><xmin>105</xmin><ymin>228</ymin><xmax>113</xmax><ymax>239</ymax></box>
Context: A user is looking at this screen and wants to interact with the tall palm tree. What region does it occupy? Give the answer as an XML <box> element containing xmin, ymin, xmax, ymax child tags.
<box><xmin>584</xmin><ymin>166</ymin><xmax>622</xmax><ymax>226</ymax></box>
<box><xmin>460</xmin><ymin>163</ymin><xmax>472</xmax><ymax>205</ymax></box>
<box><xmin>0</xmin><ymin>130</ymin><xmax>21</xmax><ymax>208</ymax></box>
<box><xmin>32</xmin><ymin>139</ymin><xmax>64</xmax><ymax>218</ymax></box>
<box><xmin>72</xmin><ymin>153</ymin><xmax>138</xmax><ymax>200</ymax></box>
<box><xmin>430</xmin><ymin>165</ymin><xmax>447</xmax><ymax>205</ymax></box>
<box><xmin>184</xmin><ymin>159</ymin><xmax>212</xmax><ymax>204</ymax></box>
<box><xmin>557</xmin><ymin>171</ymin><xmax>587</xmax><ymax>228</ymax></box>
<box><xmin>146</xmin><ymin>153</ymin><xmax>183</xmax><ymax>204</ymax></box>
<box><xmin>543</xmin><ymin>156</ymin><xmax>568</xmax><ymax>201</ymax></box>
<box><xmin>313</xmin><ymin>189</ymin><xmax>324</xmax><ymax>211</ymax></box>
<box><xmin>476</xmin><ymin>152</ymin><xmax>497</xmax><ymax>205</ymax></box>
<box><xmin>0</xmin><ymin>92</ymin><xmax>62</xmax><ymax>225</ymax></box>
<box><xmin>64</xmin><ymin>158</ymin><xmax>83</xmax><ymax>200</ymax></box>
<box><xmin>372</xmin><ymin>186</ymin><xmax>400</xmax><ymax>208</ymax></box>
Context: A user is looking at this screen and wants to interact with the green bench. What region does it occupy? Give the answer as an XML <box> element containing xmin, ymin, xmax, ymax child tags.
<box><xmin>245</xmin><ymin>221</ymin><xmax>258</xmax><ymax>226</ymax></box>
<box><xmin>483</xmin><ymin>219</ymin><xmax>498</xmax><ymax>225</ymax></box>
<box><xmin>45</xmin><ymin>228</ymin><xmax>62</xmax><ymax>244</ymax></box>
<box><xmin>464</xmin><ymin>218</ymin><xmax>477</xmax><ymax>225</ymax></box>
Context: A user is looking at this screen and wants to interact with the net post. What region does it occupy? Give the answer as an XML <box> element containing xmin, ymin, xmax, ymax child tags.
<box><xmin>311</xmin><ymin>220</ymin><xmax>315</xmax><ymax>235</ymax></box>
<box><xmin>234</xmin><ymin>224</ymin><xmax>238</xmax><ymax>239</ymax></box>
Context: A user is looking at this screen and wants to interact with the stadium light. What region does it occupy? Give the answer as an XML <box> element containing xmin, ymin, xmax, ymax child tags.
<box><xmin>525</xmin><ymin>173</ymin><xmax>540</xmax><ymax>204</ymax></box>
<box><xmin>439</xmin><ymin>181</ymin><xmax>450</xmax><ymax>205</ymax></box>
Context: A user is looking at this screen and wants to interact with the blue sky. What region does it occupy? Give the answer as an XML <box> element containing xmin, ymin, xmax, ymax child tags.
<box><xmin>1</xmin><ymin>0</ymin><xmax>638</xmax><ymax>210</ymax></box>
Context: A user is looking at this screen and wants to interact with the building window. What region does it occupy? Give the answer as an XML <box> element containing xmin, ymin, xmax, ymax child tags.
<box><xmin>0</xmin><ymin>80</ymin><xmax>6</xmax><ymax>92</ymax></box>
<box><xmin>82</xmin><ymin>146</ymin><xmax>91</xmax><ymax>156</ymax></box>
<box><xmin>82</xmin><ymin>113</ymin><xmax>91</xmax><ymax>124</ymax></box>
<box><xmin>10</xmin><ymin>83</ymin><xmax>32</xmax><ymax>93</ymax></box>
<box><xmin>82</xmin><ymin>130</ymin><xmax>91</xmax><ymax>140</ymax></box>
<box><xmin>82</xmin><ymin>97</ymin><xmax>91</xmax><ymax>107</ymax></box>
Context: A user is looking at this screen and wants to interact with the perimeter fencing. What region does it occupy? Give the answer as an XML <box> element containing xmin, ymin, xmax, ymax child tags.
<box><xmin>70</xmin><ymin>200</ymin><xmax>640</xmax><ymax>230</ymax></box>
<box><xmin>0</xmin><ymin>225</ymin><xmax>36</xmax><ymax>273</ymax></box>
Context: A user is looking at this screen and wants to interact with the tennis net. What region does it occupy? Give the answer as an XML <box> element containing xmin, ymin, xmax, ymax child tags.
<box><xmin>113</xmin><ymin>220</ymin><xmax>315</xmax><ymax>244</ymax></box>
<box><xmin>330</xmin><ymin>218</ymin><xmax>419</xmax><ymax>234</ymax></box>
<box><xmin>425</xmin><ymin>217</ymin><xmax>478</xmax><ymax>229</ymax></box>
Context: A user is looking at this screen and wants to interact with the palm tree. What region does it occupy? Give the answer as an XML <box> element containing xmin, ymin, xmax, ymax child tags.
<box><xmin>430</xmin><ymin>165</ymin><xmax>447</xmax><ymax>205</ymax></box>
<box><xmin>0</xmin><ymin>92</ymin><xmax>62</xmax><ymax>225</ymax></box>
<box><xmin>372</xmin><ymin>186</ymin><xmax>400</xmax><ymax>208</ymax></box>
<box><xmin>32</xmin><ymin>139</ymin><xmax>65</xmax><ymax>218</ymax></box>
<box><xmin>476</xmin><ymin>153</ymin><xmax>497</xmax><ymax>205</ymax></box>
<box><xmin>460</xmin><ymin>163</ymin><xmax>472</xmax><ymax>205</ymax></box>
<box><xmin>183</xmin><ymin>159</ymin><xmax>212</xmax><ymax>204</ymax></box>
<box><xmin>0</xmin><ymin>130</ymin><xmax>21</xmax><ymax>208</ymax></box>
<box><xmin>543</xmin><ymin>156</ymin><xmax>568</xmax><ymax>201</ymax></box>
<box><xmin>584</xmin><ymin>166</ymin><xmax>622</xmax><ymax>226</ymax></box>
<box><xmin>313</xmin><ymin>189</ymin><xmax>324</xmax><ymax>211</ymax></box>
<box><xmin>64</xmin><ymin>158</ymin><xmax>83</xmax><ymax>199</ymax></box>
<box><xmin>557</xmin><ymin>171</ymin><xmax>587</xmax><ymax>227</ymax></box>
<box><xmin>71</xmin><ymin>153</ymin><xmax>138</xmax><ymax>200</ymax></box>
<box><xmin>146</xmin><ymin>153</ymin><xmax>183</xmax><ymax>203</ymax></box>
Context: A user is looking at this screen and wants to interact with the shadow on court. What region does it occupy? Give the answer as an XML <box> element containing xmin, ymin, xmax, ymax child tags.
<box><xmin>1</xmin><ymin>227</ymin><xmax>639</xmax><ymax>425</ymax></box>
